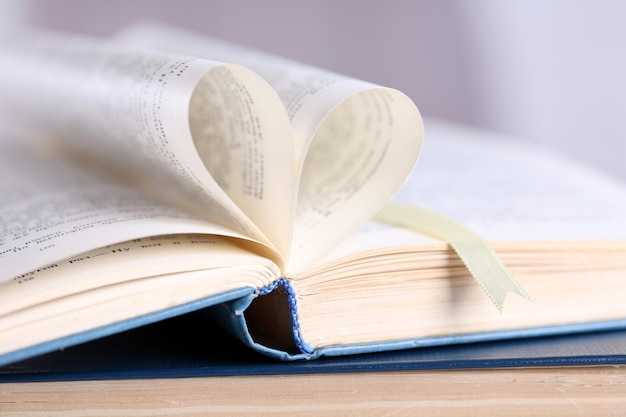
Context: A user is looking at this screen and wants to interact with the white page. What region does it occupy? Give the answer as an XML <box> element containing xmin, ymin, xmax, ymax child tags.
<box><xmin>118</xmin><ymin>23</ymin><xmax>364</xmax><ymax>166</ymax></box>
<box><xmin>321</xmin><ymin>121</ymin><xmax>626</xmax><ymax>260</ymax></box>
<box><xmin>0</xmin><ymin>29</ymin><xmax>298</xmax><ymax>256</ymax></box>
<box><xmin>0</xmin><ymin>136</ymin><xmax>267</xmax><ymax>286</ymax></box>
<box><xmin>290</xmin><ymin>87</ymin><xmax>422</xmax><ymax>271</ymax></box>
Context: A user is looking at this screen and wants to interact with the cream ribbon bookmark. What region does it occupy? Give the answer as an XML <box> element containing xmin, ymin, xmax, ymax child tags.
<box><xmin>374</xmin><ymin>202</ymin><xmax>529</xmax><ymax>312</ymax></box>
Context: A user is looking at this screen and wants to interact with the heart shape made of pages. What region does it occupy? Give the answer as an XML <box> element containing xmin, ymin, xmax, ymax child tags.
<box><xmin>189</xmin><ymin>63</ymin><xmax>423</xmax><ymax>273</ymax></box>
<box><xmin>190</xmin><ymin>65</ymin><xmax>423</xmax><ymax>273</ymax></box>
<box><xmin>120</xmin><ymin>24</ymin><xmax>424</xmax><ymax>274</ymax></box>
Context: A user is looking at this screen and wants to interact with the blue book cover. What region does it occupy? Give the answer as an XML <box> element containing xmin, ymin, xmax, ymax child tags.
<box><xmin>2</xmin><ymin>307</ymin><xmax>626</xmax><ymax>383</ymax></box>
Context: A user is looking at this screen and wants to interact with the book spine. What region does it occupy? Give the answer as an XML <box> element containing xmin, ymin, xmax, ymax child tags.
<box><xmin>258</xmin><ymin>278</ymin><xmax>313</xmax><ymax>355</ymax></box>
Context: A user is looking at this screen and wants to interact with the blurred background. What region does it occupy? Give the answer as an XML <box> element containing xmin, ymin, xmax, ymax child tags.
<box><xmin>1</xmin><ymin>0</ymin><xmax>625</xmax><ymax>182</ymax></box>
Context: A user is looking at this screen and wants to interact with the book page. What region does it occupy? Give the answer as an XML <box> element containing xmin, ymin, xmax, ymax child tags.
<box><xmin>0</xmin><ymin>234</ymin><xmax>279</xmax><ymax>319</ymax></box>
<box><xmin>0</xmin><ymin>135</ymin><xmax>280</xmax><ymax>286</ymax></box>
<box><xmin>320</xmin><ymin>121</ymin><xmax>626</xmax><ymax>261</ymax></box>
<box><xmin>118</xmin><ymin>23</ymin><xmax>357</xmax><ymax>166</ymax></box>
<box><xmin>0</xmin><ymin>29</ymin><xmax>296</xmax><ymax>257</ymax></box>
<box><xmin>289</xmin><ymin>87</ymin><xmax>422</xmax><ymax>271</ymax></box>
<box><xmin>117</xmin><ymin>23</ymin><xmax>424</xmax><ymax>273</ymax></box>
<box><xmin>0</xmin><ymin>233</ymin><xmax>280</xmax><ymax>358</ymax></box>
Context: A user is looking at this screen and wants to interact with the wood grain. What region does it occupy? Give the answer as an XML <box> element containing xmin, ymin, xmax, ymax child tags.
<box><xmin>2</xmin><ymin>366</ymin><xmax>625</xmax><ymax>416</ymax></box>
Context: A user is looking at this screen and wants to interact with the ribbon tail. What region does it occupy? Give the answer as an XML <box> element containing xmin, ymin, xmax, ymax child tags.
<box><xmin>373</xmin><ymin>202</ymin><xmax>530</xmax><ymax>312</ymax></box>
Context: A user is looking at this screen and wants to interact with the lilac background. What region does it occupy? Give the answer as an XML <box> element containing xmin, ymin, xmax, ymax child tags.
<box><xmin>2</xmin><ymin>0</ymin><xmax>626</xmax><ymax>182</ymax></box>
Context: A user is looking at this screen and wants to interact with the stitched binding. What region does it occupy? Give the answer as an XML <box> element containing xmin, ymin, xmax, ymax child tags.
<box><xmin>258</xmin><ymin>278</ymin><xmax>313</xmax><ymax>355</ymax></box>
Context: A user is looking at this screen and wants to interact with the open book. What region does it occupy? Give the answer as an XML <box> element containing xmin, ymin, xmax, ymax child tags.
<box><xmin>1</xmin><ymin>24</ymin><xmax>626</xmax><ymax>366</ymax></box>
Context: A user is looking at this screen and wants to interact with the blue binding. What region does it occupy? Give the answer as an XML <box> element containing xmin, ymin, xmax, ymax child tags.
<box><xmin>258</xmin><ymin>278</ymin><xmax>314</xmax><ymax>354</ymax></box>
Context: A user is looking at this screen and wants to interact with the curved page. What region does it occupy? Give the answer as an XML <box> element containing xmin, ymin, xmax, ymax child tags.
<box><xmin>0</xmin><ymin>136</ymin><xmax>279</xmax><ymax>285</ymax></box>
<box><xmin>0</xmin><ymin>30</ymin><xmax>296</xmax><ymax>258</ymax></box>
